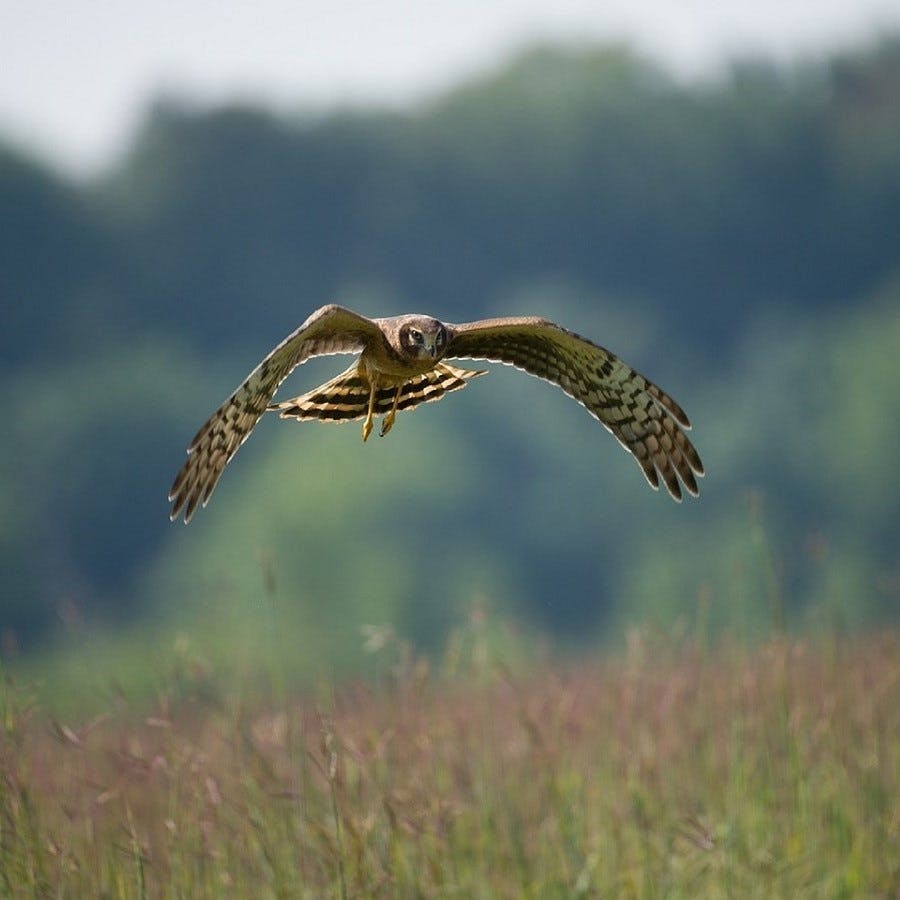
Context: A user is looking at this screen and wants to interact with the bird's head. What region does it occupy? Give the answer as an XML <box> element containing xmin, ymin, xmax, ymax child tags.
<box><xmin>396</xmin><ymin>316</ymin><xmax>448</xmax><ymax>361</ymax></box>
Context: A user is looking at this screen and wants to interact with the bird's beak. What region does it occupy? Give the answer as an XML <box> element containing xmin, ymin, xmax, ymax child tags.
<box><xmin>424</xmin><ymin>338</ymin><xmax>437</xmax><ymax>358</ymax></box>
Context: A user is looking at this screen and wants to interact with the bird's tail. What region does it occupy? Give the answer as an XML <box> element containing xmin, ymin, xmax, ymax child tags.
<box><xmin>269</xmin><ymin>362</ymin><xmax>487</xmax><ymax>423</ymax></box>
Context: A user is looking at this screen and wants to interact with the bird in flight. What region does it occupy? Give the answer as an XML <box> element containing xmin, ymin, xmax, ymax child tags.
<box><xmin>169</xmin><ymin>305</ymin><xmax>704</xmax><ymax>522</ymax></box>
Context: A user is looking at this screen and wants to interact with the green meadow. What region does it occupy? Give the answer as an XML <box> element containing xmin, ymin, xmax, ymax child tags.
<box><xmin>2</xmin><ymin>621</ymin><xmax>897</xmax><ymax>897</ymax></box>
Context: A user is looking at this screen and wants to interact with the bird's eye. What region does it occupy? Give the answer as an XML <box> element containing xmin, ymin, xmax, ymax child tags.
<box><xmin>409</xmin><ymin>328</ymin><xmax>424</xmax><ymax>344</ymax></box>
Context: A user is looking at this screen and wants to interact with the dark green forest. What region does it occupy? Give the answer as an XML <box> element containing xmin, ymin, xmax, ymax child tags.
<box><xmin>2</xmin><ymin>39</ymin><xmax>899</xmax><ymax>670</ymax></box>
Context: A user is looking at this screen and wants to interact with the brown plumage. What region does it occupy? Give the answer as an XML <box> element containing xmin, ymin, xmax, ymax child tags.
<box><xmin>169</xmin><ymin>304</ymin><xmax>704</xmax><ymax>522</ymax></box>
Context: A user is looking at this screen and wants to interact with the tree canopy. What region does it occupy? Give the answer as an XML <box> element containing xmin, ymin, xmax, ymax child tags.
<box><xmin>2</xmin><ymin>38</ymin><xmax>899</xmax><ymax>655</ymax></box>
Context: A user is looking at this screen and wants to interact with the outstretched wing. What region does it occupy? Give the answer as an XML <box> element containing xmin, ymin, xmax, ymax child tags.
<box><xmin>169</xmin><ymin>305</ymin><xmax>381</xmax><ymax>523</ymax></box>
<box><xmin>446</xmin><ymin>317</ymin><xmax>704</xmax><ymax>500</ymax></box>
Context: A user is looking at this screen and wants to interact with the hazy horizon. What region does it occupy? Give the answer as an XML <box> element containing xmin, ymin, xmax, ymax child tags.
<box><xmin>4</xmin><ymin>0</ymin><xmax>899</xmax><ymax>177</ymax></box>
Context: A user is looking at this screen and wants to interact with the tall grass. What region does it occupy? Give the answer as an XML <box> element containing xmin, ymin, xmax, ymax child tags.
<box><xmin>0</xmin><ymin>624</ymin><xmax>897</xmax><ymax>897</ymax></box>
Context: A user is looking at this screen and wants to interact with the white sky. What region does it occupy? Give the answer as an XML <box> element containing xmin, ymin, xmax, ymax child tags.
<box><xmin>3</xmin><ymin>0</ymin><xmax>899</xmax><ymax>177</ymax></box>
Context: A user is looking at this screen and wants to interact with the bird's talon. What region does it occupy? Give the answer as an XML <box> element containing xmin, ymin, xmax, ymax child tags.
<box><xmin>379</xmin><ymin>386</ymin><xmax>402</xmax><ymax>438</ymax></box>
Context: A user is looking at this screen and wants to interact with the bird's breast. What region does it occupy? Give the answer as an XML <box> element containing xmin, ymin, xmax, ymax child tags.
<box><xmin>360</xmin><ymin>345</ymin><xmax>438</xmax><ymax>382</ymax></box>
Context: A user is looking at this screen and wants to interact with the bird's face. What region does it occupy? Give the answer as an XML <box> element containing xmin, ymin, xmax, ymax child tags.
<box><xmin>397</xmin><ymin>317</ymin><xmax>448</xmax><ymax>361</ymax></box>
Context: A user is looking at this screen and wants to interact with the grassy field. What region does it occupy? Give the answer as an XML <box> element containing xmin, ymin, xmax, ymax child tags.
<box><xmin>0</xmin><ymin>626</ymin><xmax>897</xmax><ymax>898</ymax></box>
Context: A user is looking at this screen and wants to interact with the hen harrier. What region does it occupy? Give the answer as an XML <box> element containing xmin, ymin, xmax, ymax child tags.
<box><xmin>169</xmin><ymin>305</ymin><xmax>703</xmax><ymax>522</ymax></box>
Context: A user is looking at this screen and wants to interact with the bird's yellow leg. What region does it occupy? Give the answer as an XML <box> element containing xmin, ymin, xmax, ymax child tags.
<box><xmin>380</xmin><ymin>385</ymin><xmax>403</xmax><ymax>437</ymax></box>
<box><xmin>362</xmin><ymin>380</ymin><xmax>377</xmax><ymax>442</ymax></box>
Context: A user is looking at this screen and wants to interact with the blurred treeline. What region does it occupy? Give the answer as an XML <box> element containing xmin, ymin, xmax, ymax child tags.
<box><xmin>2</xmin><ymin>39</ymin><xmax>899</xmax><ymax>662</ymax></box>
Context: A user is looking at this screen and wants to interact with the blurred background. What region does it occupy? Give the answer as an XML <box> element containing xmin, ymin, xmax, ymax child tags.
<box><xmin>2</xmin><ymin>0</ymin><xmax>899</xmax><ymax>709</ymax></box>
